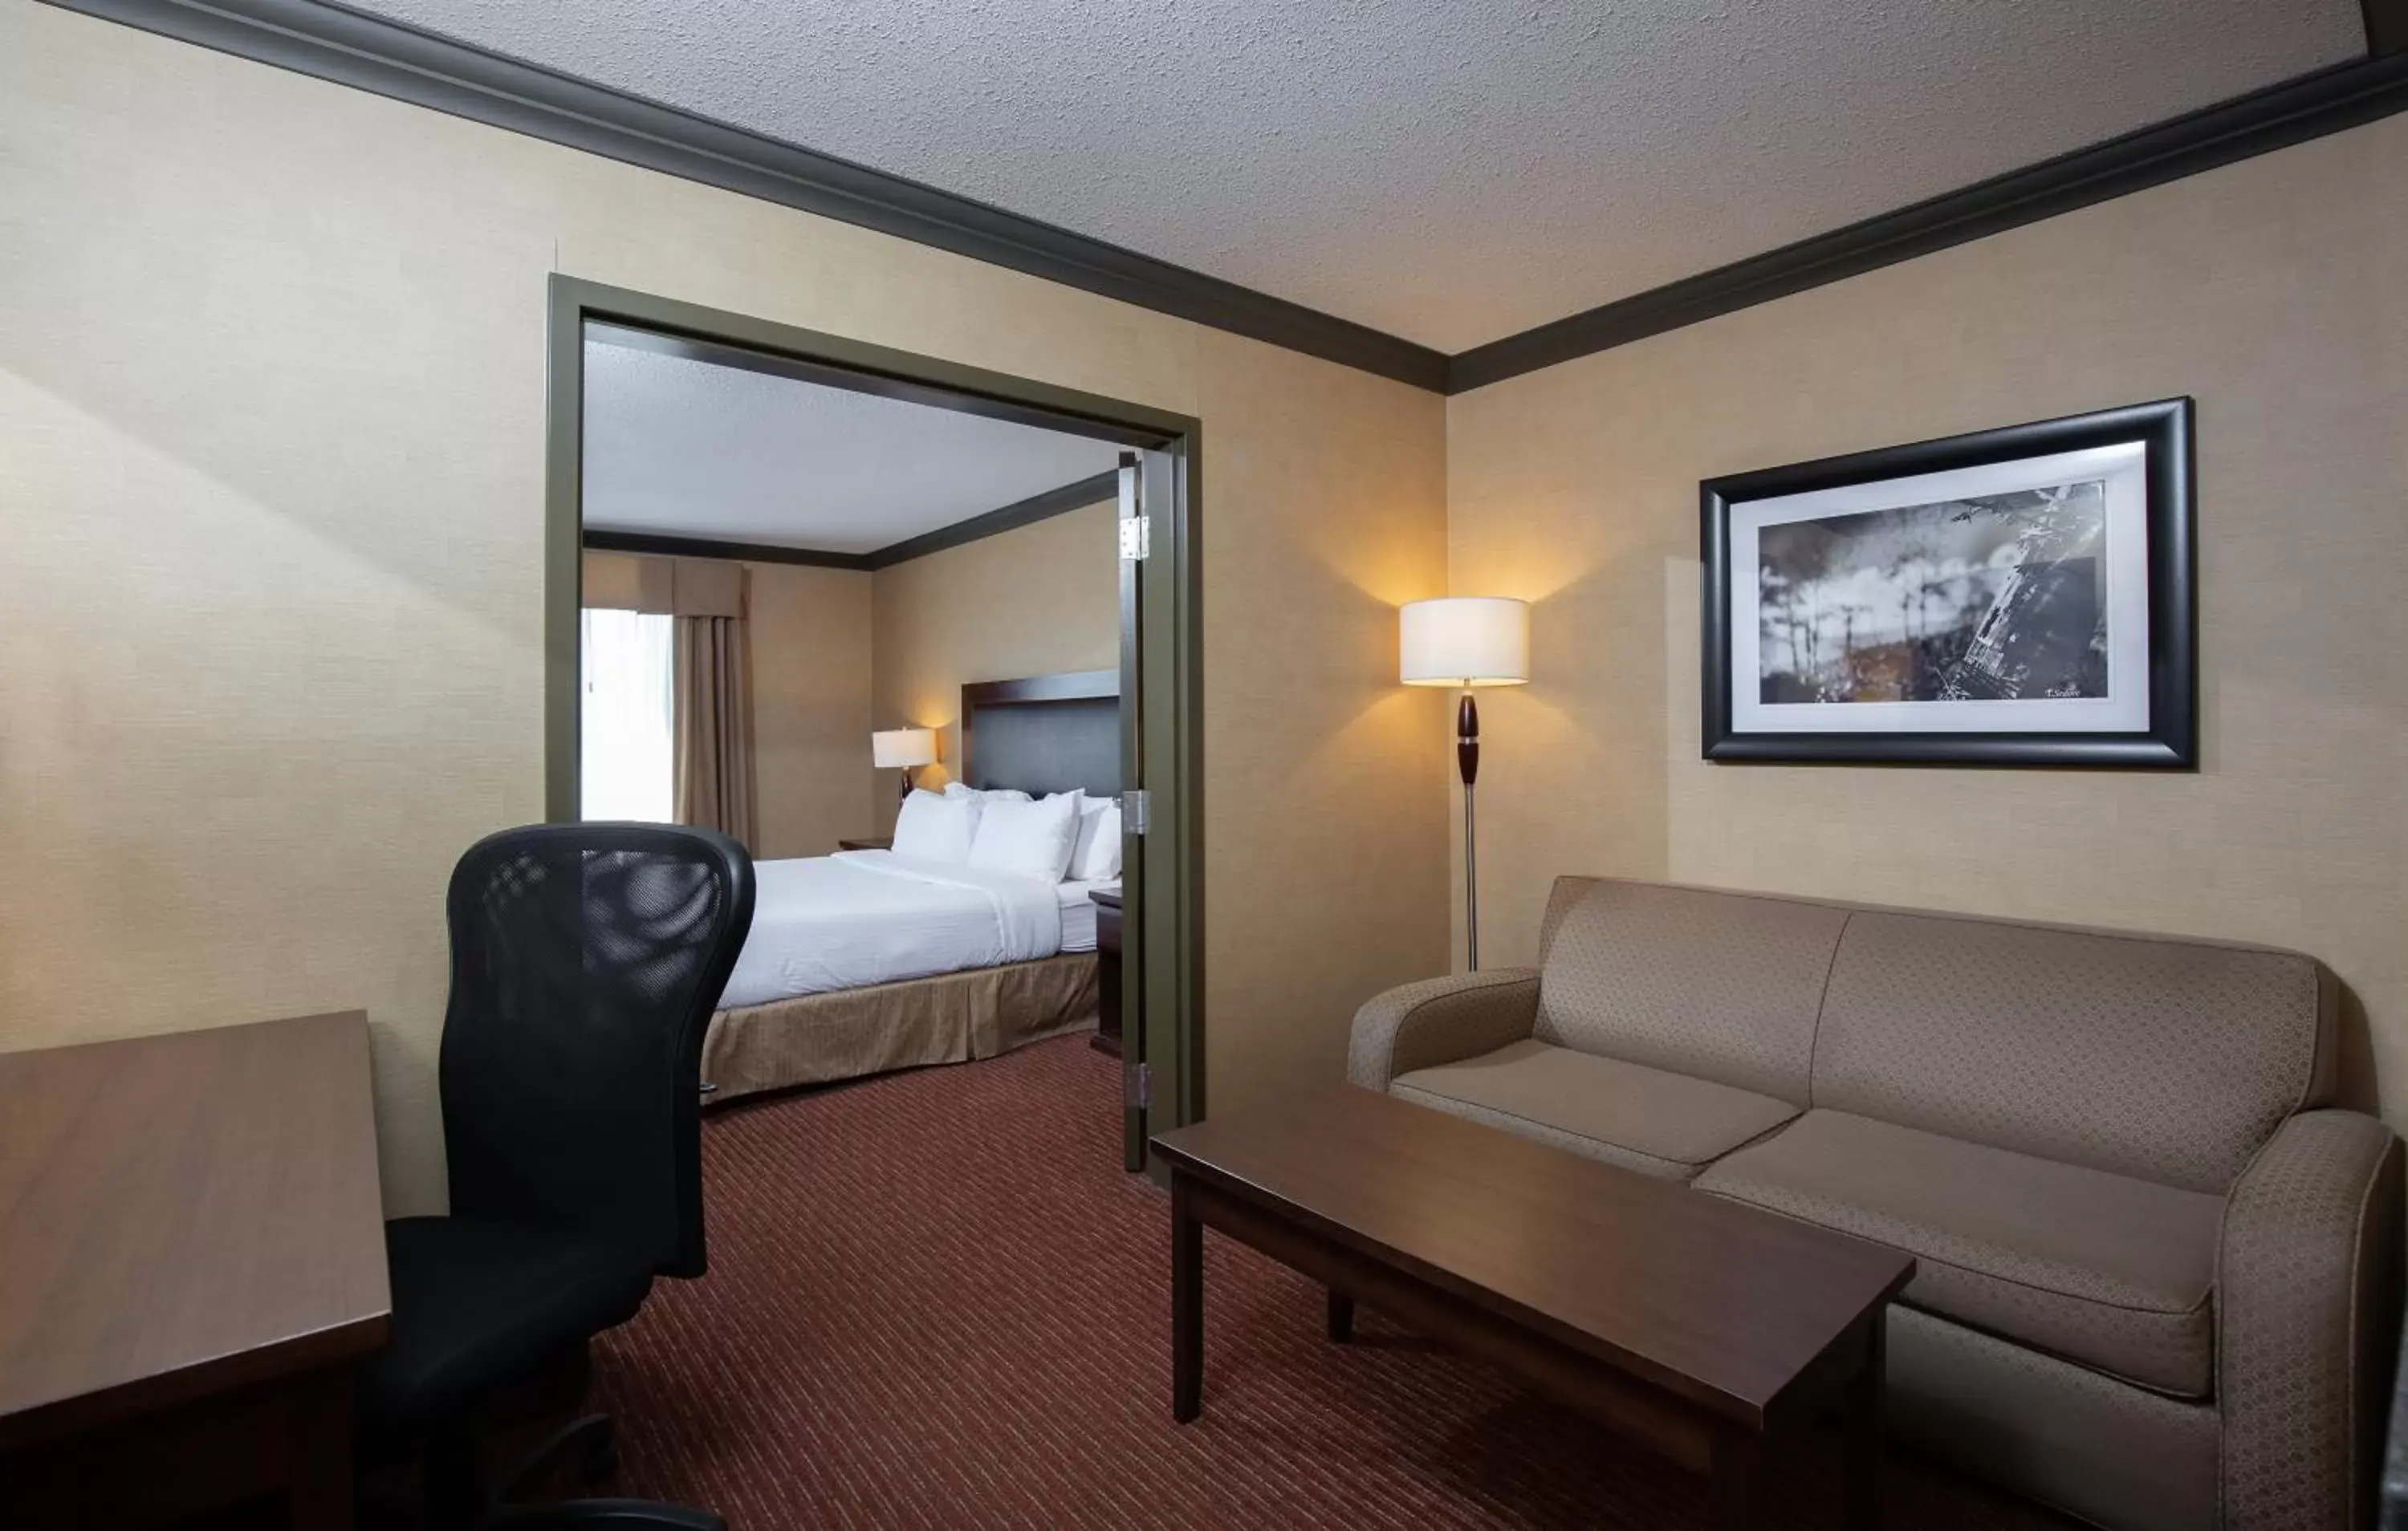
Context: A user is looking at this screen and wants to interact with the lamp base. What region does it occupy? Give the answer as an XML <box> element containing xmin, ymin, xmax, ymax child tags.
<box><xmin>1459</xmin><ymin>690</ymin><xmax>1479</xmax><ymax>972</ymax></box>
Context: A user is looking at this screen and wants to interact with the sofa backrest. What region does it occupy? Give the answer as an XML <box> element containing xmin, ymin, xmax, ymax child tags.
<box><xmin>1812</xmin><ymin>909</ymin><xmax>2333</xmax><ymax>1193</ymax></box>
<box><xmin>1535</xmin><ymin>877</ymin><xmax>1849</xmax><ymax>1106</ymax></box>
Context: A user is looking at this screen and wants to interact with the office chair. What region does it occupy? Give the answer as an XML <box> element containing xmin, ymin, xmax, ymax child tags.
<box><xmin>358</xmin><ymin>823</ymin><xmax>756</xmax><ymax>1530</ymax></box>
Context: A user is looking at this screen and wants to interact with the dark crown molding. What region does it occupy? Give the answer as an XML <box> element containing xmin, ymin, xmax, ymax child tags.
<box><xmin>863</xmin><ymin>470</ymin><xmax>1117</xmax><ymax>569</ymax></box>
<box><xmin>1448</xmin><ymin>52</ymin><xmax>2408</xmax><ymax>392</ymax></box>
<box><xmin>582</xmin><ymin>469</ymin><xmax>1117</xmax><ymax>572</ymax></box>
<box><xmin>40</xmin><ymin>1</ymin><xmax>2408</xmax><ymax>399</ymax></box>
<box><xmin>580</xmin><ymin>529</ymin><xmax>869</xmax><ymax>572</ymax></box>
<box><xmin>44</xmin><ymin>0</ymin><xmax>1448</xmax><ymax>392</ymax></box>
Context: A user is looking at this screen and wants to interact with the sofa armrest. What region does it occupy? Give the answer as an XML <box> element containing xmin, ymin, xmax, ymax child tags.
<box><xmin>2219</xmin><ymin>1109</ymin><xmax>2405</xmax><ymax>1531</ymax></box>
<box><xmin>1346</xmin><ymin>968</ymin><xmax>1540</xmax><ymax>1090</ymax></box>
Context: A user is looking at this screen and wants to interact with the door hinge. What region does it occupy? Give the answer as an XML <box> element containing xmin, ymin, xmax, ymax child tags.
<box><xmin>1118</xmin><ymin>515</ymin><xmax>1150</xmax><ymax>561</ymax></box>
<box><xmin>1125</xmin><ymin>1062</ymin><xmax>1153</xmax><ymax>1111</ymax></box>
<box><xmin>1121</xmin><ymin>789</ymin><xmax>1148</xmax><ymax>835</ymax></box>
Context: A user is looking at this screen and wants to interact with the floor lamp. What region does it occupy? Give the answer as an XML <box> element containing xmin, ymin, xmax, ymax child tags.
<box><xmin>1400</xmin><ymin>597</ymin><xmax>1530</xmax><ymax>971</ymax></box>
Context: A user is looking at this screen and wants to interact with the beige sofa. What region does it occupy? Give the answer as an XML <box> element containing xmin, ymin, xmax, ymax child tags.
<box><xmin>1348</xmin><ymin>876</ymin><xmax>2402</xmax><ymax>1531</ymax></box>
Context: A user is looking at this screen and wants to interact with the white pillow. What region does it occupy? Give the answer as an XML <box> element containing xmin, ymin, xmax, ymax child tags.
<box><xmin>966</xmin><ymin>790</ymin><xmax>1081</xmax><ymax>882</ymax></box>
<box><xmin>947</xmin><ymin>782</ymin><xmax>1029</xmax><ymax>805</ymax></box>
<box><xmin>1070</xmin><ymin>798</ymin><xmax>1121</xmax><ymax>882</ymax></box>
<box><xmin>891</xmin><ymin>788</ymin><xmax>978</xmax><ymax>863</ymax></box>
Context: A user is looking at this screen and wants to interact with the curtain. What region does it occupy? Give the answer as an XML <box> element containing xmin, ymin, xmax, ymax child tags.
<box><xmin>581</xmin><ymin>549</ymin><xmax>673</xmax><ymax>613</ymax></box>
<box><xmin>587</xmin><ymin>550</ymin><xmax>755</xmax><ymax>847</ymax></box>
<box><xmin>670</xmin><ymin>558</ymin><xmax>756</xmax><ymax>849</ymax></box>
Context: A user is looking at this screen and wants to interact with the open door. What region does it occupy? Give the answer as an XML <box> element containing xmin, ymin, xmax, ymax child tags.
<box><xmin>1117</xmin><ymin>444</ymin><xmax>1196</xmax><ymax>1171</ymax></box>
<box><xmin>1115</xmin><ymin>452</ymin><xmax>1148</xmax><ymax>1170</ymax></box>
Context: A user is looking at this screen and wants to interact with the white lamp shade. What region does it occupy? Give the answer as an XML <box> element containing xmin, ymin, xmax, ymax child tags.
<box><xmin>872</xmin><ymin>727</ymin><xmax>938</xmax><ymax>769</ymax></box>
<box><xmin>1399</xmin><ymin>597</ymin><xmax>1530</xmax><ymax>687</ymax></box>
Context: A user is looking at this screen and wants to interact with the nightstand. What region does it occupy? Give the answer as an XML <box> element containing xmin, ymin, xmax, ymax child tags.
<box><xmin>836</xmin><ymin>836</ymin><xmax>893</xmax><ymax>852</ymax></box>
<box><xmin>1091</xmin><ymin>888</ymin><xmax>1123</xmax><ymax>1057</ymax></box>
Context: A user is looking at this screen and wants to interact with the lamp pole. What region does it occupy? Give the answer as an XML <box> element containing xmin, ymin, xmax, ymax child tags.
<box><xmin>1458</xmin><ymin>688</ymin><xmax>1479</xmax><ymax>971</ymax></box>
<box><xmin>1398</xmin><ymin>596</ymin><xmax>1526</xmax><ymax>976</ymax></box>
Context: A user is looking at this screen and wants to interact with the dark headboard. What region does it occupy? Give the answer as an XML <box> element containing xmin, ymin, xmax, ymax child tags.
<box><xmin>959</xmin><ymin>670</ymin><xmax>1119</xmax><ymax>799</ymax></box>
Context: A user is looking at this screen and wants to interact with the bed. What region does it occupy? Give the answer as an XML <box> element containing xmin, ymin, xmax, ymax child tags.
<box><xmin>701</xmin><ymin>669</ymin><xmax>1119</xmax><ymax>1102</ymax></box>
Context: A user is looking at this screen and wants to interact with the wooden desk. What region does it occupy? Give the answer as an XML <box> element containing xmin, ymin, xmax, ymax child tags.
<box><xmin>0</xmin><ymin>1012</ymin><xmax>392</xmax><ymax>1529</ymax></box>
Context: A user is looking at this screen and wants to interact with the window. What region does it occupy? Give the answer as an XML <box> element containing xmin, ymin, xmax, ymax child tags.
<box><xmin>580</xmin><ymin>607</ymin><xmax>674</xmax><ymax>822</ymax></box>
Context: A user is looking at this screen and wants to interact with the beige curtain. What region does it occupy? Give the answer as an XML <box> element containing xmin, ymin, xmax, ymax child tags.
<box><xmin>665</xmin><ymin>558</ymin><xmax>756</xmax><ymax>849</ymax></box>
<box><xmin>582</xmin><ymin>549</ymin><xmax>674</xmax><ymax>612</ymax></box>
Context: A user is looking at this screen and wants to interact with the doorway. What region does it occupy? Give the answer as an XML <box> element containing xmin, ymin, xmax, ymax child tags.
<box><xmin>543</xmin><ymin>277</ymin><xmax>1202</xmax><ymax>1164</ymax></box>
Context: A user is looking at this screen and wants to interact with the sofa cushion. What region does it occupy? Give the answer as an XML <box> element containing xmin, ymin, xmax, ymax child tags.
<box><xmin>1697</xmin><ymin>1111</ymin><xmax>2224</xmax><ymax>1397</ymax></box>
<box><xmin>1392</xmin><ymin>1038</ymin><xmax>1800</xmax><ymax>1180</ymax></box>
<box><xmin>1811</xmin><ymin>909</ymin><xmax>2329</xmax><ymax>1193</ymax></box>
<box><xmin>1533</xmin><ymin>877</ymin><xmax>1849</xmax><ymax>1105</ymax></box>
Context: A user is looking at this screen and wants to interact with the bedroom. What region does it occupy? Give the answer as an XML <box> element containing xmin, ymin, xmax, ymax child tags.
<box><xmin>573</xmin><ymin>316</ymin><xmax>1147</xmax><ymax>1116</ymax></box>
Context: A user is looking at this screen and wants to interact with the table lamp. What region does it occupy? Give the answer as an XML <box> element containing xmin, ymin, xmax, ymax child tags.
<box><xmin>872</xmin><ymin>727</ymin><xmax>938</xmax><ymax>804</ymax></box>
<box><xmin>1400</xmin><ymin>597</ymin><xmax>1530</xmax><ymax>969</ymax></box>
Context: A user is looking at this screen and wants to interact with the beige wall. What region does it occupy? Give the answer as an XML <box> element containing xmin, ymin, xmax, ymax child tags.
<box><xmin>1446</xmin><ymin>112</ymin><xmax>2408</xmax><ymax>1119</ymax></box>
<box><xmin>746</xmin><ymin>562</ymin><xmax>877</xmax><ymax>858</ymax></box>
<box><xmin>0</xmin><ymin>1</ymin><xmax>1452</xmax><ymax>1213</ymax></box>
<box><xmin>37</xmin><ymin>0</ymin><xmax>2384</xmax><ymax>1200</ymax></box>
<box><xmin>868</xmin><ymin>497</ymin><xmax>1119</xmax><ymax>829</ymax></box>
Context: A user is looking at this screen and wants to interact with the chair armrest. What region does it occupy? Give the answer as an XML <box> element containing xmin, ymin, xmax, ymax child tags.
<box><xmin>2219</xmin><ymin>1109</ymin><xmax>2405</xmax><ymax>1531</ymax></box>
<box><xmin>1346</xmin><ymin>968</ymin><xmax>1540</xmax><ymax>1090</ymax></box>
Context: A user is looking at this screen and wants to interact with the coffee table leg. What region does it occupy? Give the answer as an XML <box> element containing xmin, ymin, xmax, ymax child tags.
<box><xmin>1172</xmin><ymin>1172</ymin><xmax>1202</xmax><ymax>1423</ymax></box>
<box><xmin>1844</xmin><ymin>1307</ymin><xmax>1887</xmax><ymax>1529</ymax></box>
<box><xmin>1709</xmin><ymin>1425</ymin><xmax>1761</xmax><ymax>1529</ymax></box>
<box><xmin>1326</xmin><ymin>1289</ymin><xmax>1354</xmax><ymax>1343</ymax></box>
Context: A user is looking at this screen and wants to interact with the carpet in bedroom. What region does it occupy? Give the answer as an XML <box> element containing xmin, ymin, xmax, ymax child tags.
<box><xmin>563</xmin><ymin>1034</ymin><xmax>2072</xmax><ymax>1529</ymax></box>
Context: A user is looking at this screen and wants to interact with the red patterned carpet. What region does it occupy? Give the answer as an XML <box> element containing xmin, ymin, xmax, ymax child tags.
<box><xmin>587</xmin><ymin>1035</ymin><xmax>2071</xmax><ymax>1529</ymax></box>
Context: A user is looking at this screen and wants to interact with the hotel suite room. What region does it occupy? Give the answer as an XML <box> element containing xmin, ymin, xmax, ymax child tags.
<box><xmin>574</xmin><ymin>331</ymin><xmax>1133</xmax><ymax>1100</ymax></box>
<box><xmin>2</xmin><ymin>2</ymin><xmax>2406</xmax><ymax>1529</ymax></box>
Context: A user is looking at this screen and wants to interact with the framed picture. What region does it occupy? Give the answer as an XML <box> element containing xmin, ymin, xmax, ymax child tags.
<box><xmin>1701</xmin><ymin>398</ymin><xmax>2195</xmax><ymax>768</ymax></box>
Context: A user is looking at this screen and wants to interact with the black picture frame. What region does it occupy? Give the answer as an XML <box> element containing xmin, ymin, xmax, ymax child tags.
<box><xmin>1700</xmin><ymin>397</ymin><xmax>2196</xmax><ymax>768</ymax></box>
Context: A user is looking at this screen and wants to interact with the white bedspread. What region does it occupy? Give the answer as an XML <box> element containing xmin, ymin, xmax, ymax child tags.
<box><xmin>718</xmin><ymin>851</ymin><xmax>1094</xmax><ymax>1009</ymax></box>
<box><xmin>1057</xmin><ymin>878</ymin><xmax>1113</xmax><ymax>955</ymax></box>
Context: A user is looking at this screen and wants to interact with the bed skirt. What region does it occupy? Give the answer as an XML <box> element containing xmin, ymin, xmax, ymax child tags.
<box><xmin>702</xmin><ymin>952</ymin><xmax>1100</xmax><ymax>1103</ymax></box>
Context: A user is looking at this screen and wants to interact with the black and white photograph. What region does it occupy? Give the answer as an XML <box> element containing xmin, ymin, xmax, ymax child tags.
<box><xmin>1701</xmin><ymin>398</ymin><xmax>2197</xmax><ymax>768</ymax></box>
<box><xmin>1756</xmin><ymin>481</ymin><xmax>2108</xmax><ymax>708</ymax></box>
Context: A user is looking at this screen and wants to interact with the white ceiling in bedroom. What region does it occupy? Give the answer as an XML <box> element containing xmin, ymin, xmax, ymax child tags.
<box><xmin>580</xmin><ymin>338</ymin><xmax>1125</xmax><ymax>553</ymax></box>
<box><xmin>353</xmin><ymin>0</ymin><xmax>2365</xmax><ymax>353</ymax></box>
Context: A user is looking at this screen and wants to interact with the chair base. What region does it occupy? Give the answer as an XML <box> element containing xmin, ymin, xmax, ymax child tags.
<box><xmin>381</xmin><ymin>1350</ymin><xmax>719</xmax><ymax>1531</ymax></box>
<box><xmin>495</xmin><ymin>1414</ymin><xmax>619</xmax><ymax>1504</ymax></box>
<box><xmin>478</xmin><ymin>1410</ymin><xmax>721</xmax><ymax>1529</ymax></box>
<box><xmin>486</xmin><ymin>1502</ymin><xmax>726</xmax><ymax>1529</ymax></box>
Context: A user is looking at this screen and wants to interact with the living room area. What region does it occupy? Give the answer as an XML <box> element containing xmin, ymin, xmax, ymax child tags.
<box><xmin>6</xmin><ymin>2</ymin><xmax>2407</xmax><ymax>1529</ymax></box>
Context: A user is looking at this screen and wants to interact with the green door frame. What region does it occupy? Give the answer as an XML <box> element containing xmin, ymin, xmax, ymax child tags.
<box><xmin>543</xmin><ymin>275</ymin><xmax>1206</xmax><ymax>1143</ymax></box>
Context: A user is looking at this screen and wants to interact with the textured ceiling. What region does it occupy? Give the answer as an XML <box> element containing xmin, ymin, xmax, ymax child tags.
<box><xmin>351</xmin><ymin>0</ymin><xmax>2363</xmax><ymax>352</ymax></box>
<box><xmin>582</xmin><ymin>339</ymin><xmax>1123</xmax><ymax>551</ymax></box>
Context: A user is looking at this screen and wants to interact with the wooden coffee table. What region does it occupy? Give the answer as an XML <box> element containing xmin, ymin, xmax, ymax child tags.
<box><xmin>1149</xmin><ymin>1086</ymin><xmax>1914</xmax><ymax>1528</ymax></box>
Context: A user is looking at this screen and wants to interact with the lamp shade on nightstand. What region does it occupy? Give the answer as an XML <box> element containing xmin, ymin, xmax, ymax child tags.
<box><xmin>1400</xmin><ymin>597</ymin><xmax>1529</xmax><ymax>688</ymax></box>
<box><xmin>871</xmin><ymin>729</ymin><xmax>938</xmax><ymax>770</ymax></box>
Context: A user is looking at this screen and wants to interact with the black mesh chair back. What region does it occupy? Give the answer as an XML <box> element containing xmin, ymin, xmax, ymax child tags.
<box><xmin>439</xmin><ymin>822</ymin><xmax>755</xmax><ymax>1281</ymax></box>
